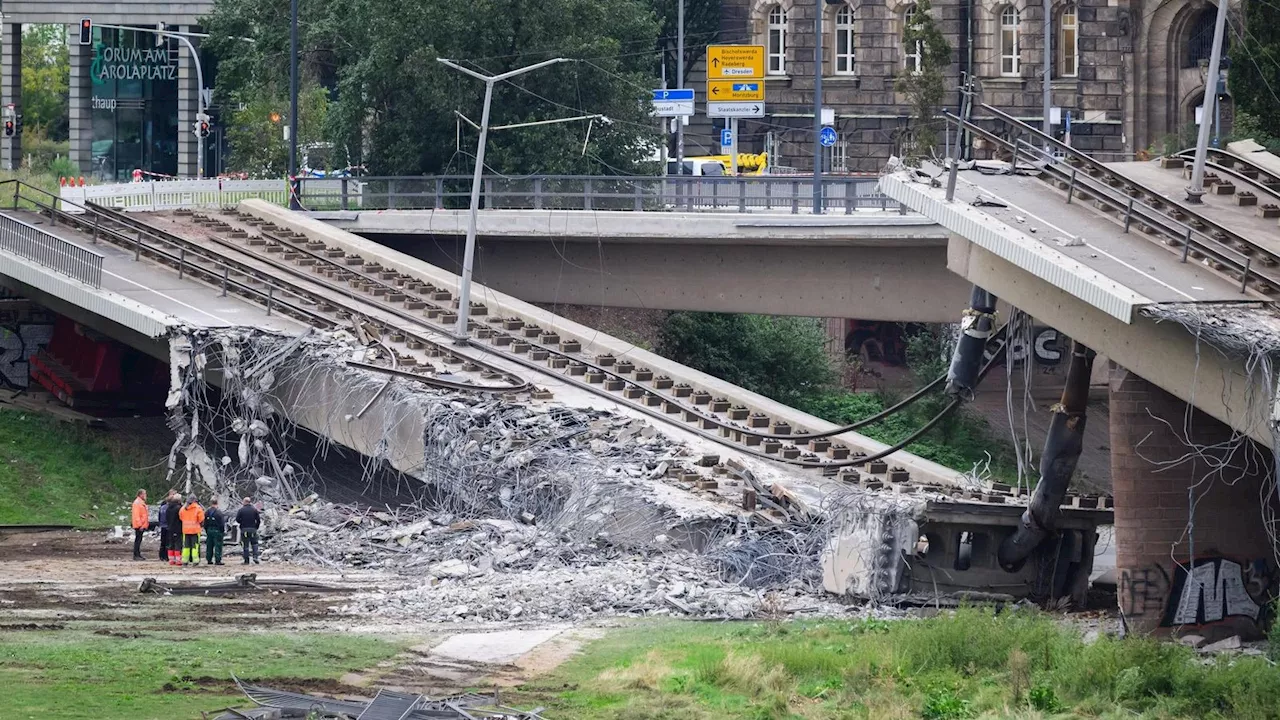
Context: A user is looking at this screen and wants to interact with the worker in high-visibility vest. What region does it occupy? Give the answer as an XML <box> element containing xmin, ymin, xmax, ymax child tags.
<box><xmin>130</xmin><ymin>489</ymin><xmax>149</xmax><ymax>561</ymax></box>
<box><xmin>178</xmin><ymin>495</ymin><xmax>206</xmax><ymax>566</ymax></box>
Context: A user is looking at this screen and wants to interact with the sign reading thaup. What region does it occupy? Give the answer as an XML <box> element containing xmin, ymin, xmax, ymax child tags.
<box><xmin>91</xmin><ymin>45</ymin><xmax>178</xmax><ymax>82</ymax></box>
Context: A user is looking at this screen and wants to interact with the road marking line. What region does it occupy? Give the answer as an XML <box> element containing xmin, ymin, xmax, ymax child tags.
<box><xmin>102</xmin><ymin>269</ymin><xmax>239</xmax><ymax>325</ymax></box>
<box><xmin>958</xmin><ymin>177</ymin><xmax>1198</xmax><ymax>302</ymax></box>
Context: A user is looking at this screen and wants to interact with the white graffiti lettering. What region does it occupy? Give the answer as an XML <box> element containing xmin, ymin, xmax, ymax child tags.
<box><xmin>1172</xmin><ymin>559</ymin><xmax>1261</xmax><ymax>625</ymax></box>
<box><xmin>0</xmin><ymin>324</ymin><xmax>53</xmax><ymax>388</ymax></box>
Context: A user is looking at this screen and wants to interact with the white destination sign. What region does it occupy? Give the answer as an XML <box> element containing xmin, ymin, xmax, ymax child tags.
<box><xmin>707</xmin><ymin>101</ymin><xmax>765</xmax><ymax>118</ymax></box>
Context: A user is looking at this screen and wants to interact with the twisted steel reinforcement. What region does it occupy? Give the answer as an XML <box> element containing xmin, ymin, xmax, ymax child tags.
<box><xmin>14</xmin><ymin>190</ymin><xmax>1015</xmax><ymax>473</ymax></box>
<box><xmin>958</xmin><ymin>104</ymin><xmax>1280</xmax><ymax>297</ymax></box>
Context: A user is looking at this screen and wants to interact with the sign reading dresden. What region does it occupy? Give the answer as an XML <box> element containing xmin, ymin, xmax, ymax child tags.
<box><xmin>706</xmin><ymin>45</ymin><xmax>766</xmax><ymax>79</ymax></box>
<box><xmin>92</xmin><ymin>46</ymin><xmax>178</xmax><ymax>82</ymax></box>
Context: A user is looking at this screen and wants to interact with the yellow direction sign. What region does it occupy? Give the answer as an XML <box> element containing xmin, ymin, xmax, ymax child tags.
<box><xmin>706</xmin><ymin>80</ymin><xmax>765</xmax><ymax>102</ymax></box>
<box><xmin>707</xmin><ymin>45</ymin><xmax>765</xmax><ymax>79</ymax></box>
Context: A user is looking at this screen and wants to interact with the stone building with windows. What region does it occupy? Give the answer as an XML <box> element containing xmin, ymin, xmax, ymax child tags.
<box><xmin>685</xmin><ymin>0</ymin><xmax>1234</xmax><ymax>172</ymax></box>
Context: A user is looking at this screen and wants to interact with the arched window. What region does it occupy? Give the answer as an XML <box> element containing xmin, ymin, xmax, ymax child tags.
<box><xmin>999</xmin><ymin>7</ymin><xmax>1020</xmax><ymax>76</ymax></box>
<box><xmin>904</xmin><ymin>5</ymin><xmax>923</xmax><ymax>74</ymax></box>
<box><xmin>767</xmin><ymin>5</ymin><xmax>789</xmax><ymax>75</ymax></box>
<box><xmin>834</xmin><ymin>4</ymin><xmax>856</xmax><ymax>75</ymax></box>
<box><xmin>1059</xmin><ymin>4</ymin><xmax>1078</xmax><ymax>77</ymax></box>
<box><xmin>1185</xmin><ymin>8</ymin><xmax>1218</xmax><ymax>67</ymax></box>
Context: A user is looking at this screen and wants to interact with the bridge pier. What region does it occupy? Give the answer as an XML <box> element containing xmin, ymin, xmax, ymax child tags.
<box><xmin>1111</xmin><ymin>365</ymin><xmax>1279</xmax><ymax>639</ymax></box>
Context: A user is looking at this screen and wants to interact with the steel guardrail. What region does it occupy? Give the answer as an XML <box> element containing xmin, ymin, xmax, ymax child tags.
<box><xmin>0</xmin><ymin>208</ymin><xmax>104</xmax><ymax>288</ymax></box>
<box><xmin>956</xmin><ymin>106</ymin><xmax>1277</xmax><ymax>296</ymax></box>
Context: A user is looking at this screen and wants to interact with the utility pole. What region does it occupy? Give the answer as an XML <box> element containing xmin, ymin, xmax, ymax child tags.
<box><xmin>1042</xmin><ymin>0</ymin><xmax>1052</xmax><ymax>143</ymax></box>
<box><xmin>288</xmin><ymin>0</ymin><xmax>300</xmax><ymax>209</ymax></box>
<box><xmin>1186</xmin><ymin>0</ymin><xmax>1229</xmax><ymax>202</ymax></box>
<box><xmin>813</xmin><ymin>0</ymin><xmax>824</xmax><ymax>214</ymax></box>
<box><xmin>436</xmin><ymin>57</ymin><xmax>568</xmax><ymax>343</ymax></box>
<box><xmin>676</xmin><ymin>0</ymin><xmax>685</xmax><ymax>174</ymax></box>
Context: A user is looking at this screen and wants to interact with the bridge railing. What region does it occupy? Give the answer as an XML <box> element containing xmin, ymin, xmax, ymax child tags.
<box><xmin>0</xmin><ymin>185</ymin><xmax>104</xmax><ymax>288</ymax></box>
<box><xmin>298</xmin><ymin>175</ymin><xmax>905</xmax><ymax>214</ymax></box>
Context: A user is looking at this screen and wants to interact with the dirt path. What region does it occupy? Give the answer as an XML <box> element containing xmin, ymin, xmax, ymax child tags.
<box><xmin>0</xmin><ymin>529</ymin><xmax>596</xmax><ymax>696</ymax></box>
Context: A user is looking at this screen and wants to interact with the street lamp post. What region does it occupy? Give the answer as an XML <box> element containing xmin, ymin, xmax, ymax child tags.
<box><xmin>288</xmin><ymin>0</ymin><xmax>300</xmax><ymax>208</ymax></box>
<box><xmin>1186</xmin><ymin>0</ymin><xmax>1229</xmax><ymax>202</ymax></box>
<box><xmin>435</xmin><ymin>57</ymin><xmax>568</xmax><ymax>343</ymax></box>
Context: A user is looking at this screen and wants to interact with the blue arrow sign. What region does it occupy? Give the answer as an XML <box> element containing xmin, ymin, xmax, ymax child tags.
<box><xmin>819</xmin><ymin>126</ymin><xmax>838</xmax><ymax>147</ymax></box>
<box><xmin>731</xmin><ymin>83</ymin><xmax>760</xmax><ymax>92</ymax></box>
<box><xmin>652</xmin><ymin>88</ymin><xmax>695</xmax><ymax>101</ymax></box>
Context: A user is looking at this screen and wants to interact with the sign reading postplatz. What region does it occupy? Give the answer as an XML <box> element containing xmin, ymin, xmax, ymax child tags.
<box><xmin>705</xmin><ymin>45</ymin><xmax>766</xmax><ymax>118</ymax></box>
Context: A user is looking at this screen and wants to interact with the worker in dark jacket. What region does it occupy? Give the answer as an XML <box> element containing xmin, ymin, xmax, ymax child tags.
<box><xmin>235</xmin><ymin>496</ymin><xmax>261</xmax><ymax>565</ymax></box>
<box><xmin>203</xmin><ymin>499</ymin><xmax>227</xmax><ymax>565</ymax></box>
<box><xmin>164</xmin><ymin>492</ymin><xmax>184</xmax><ymax>565</ymax></box>
<box><xmin>157</xmin><ymin>489</ymin><xmax>177</xmax><ymax>562</ymax></box>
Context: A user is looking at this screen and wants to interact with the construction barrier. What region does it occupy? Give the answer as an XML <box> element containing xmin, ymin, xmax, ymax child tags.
<box><xmin>58</xmin><ymin>178</ymin><xmax>293</xmax><ymax>213</ymax></box>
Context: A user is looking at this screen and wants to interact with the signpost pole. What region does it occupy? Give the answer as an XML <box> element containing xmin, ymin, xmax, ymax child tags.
<box><xmin>676</xmin><ymin>0</ymin><xmax>685</xmax><ymax>175</ymax></box>
<box><xmin>812</xmin><ymin>0</ymin><xmax>823</xmax><ymax>215</ymax></box>
<box><xmin>731</xmin><ymin>118</ymin><xmax>739</xmax><ymax>176</ymax></box>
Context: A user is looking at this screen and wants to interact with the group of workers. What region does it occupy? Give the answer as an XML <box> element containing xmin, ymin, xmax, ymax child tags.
<box><xmin>130</xmin><ymin>489</ymin><xmax>262</xmax><ymax>566</ymax></box>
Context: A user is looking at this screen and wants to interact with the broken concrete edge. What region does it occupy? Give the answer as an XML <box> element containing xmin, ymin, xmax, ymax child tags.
<box><xmin>304</xmin><ymin>207</ymin><xmax>948</xmax><ymax>245</ymax></box>
<box><xmin>0</xmin><ymin>245</ymin><xmax>178</xmax><ymax>339</ymax></box>
<box><xmin>240</xmin><ymin>199</ymin><xmax>965</xmax><ymax>486</ymax></box>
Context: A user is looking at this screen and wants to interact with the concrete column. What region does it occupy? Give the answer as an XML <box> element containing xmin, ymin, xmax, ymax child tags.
<box><xmin>2</xmin><ymin>24</ymin><xmax>22</xmax><ymax>171</ymax></box>
<box><xmin>176</xmin><ymin>28</ymin><xmax>201</xmax><ymax>178</ymax></box>
<box><xmin>1111</xmin><ymin>365</ymin><xmax>1279</xmax><ymax>640</ymax></box>
<box><xmin>68</xmin><ymin>26</ymin><xmax>93</xmax><ymax>176</ymax></box>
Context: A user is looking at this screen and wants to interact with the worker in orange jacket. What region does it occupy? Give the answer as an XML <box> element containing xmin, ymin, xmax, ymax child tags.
<box><xmin>130</xmin><ymin>489</ymin><xmax>149</xmax><ymax>561</ymax></box>
<box><xmin>178</xmin><ymin>495</ymin><xmax>206</xmax><ymax>566</ymax></box>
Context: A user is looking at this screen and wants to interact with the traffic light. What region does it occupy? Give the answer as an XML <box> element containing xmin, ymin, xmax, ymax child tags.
<box><xmin>79</xmin><ymin>18</ymin><xmax>93</xmax><ymax>46</ymax></box>
<box><xmin>193</xmin><ymin>119</ymin><xmax>210</xmax><ymax>138</ymax></box>
<box><xmin>3</xmin><ymin>121</ymin><xmax>11</xmax><ymax>137</ymax></box>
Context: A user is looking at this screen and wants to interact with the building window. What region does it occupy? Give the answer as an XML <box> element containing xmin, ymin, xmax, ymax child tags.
<box><xmin>1059</xmin><ymin>4</ymin><xmax>1078</xmax><ymax>77</ymax></box>
<box><xmin>904</xmin><ymin>5</ymin><xmax>923</xmax><ymax>74</ymax></box>
<box><xmin>767</xmin><ymin>5</ymin><xmax>789</xmax><ymax>75</ymax></box>
<box><xmin>828</xmin><ymin>135</ymin><xmax>849</xmax><ymax>172</ymax></box>
<box><xmin>834</xmin><ymin>4</ymin><xmax>856</xmax><ymax>75</ymax></box>
<box><xmin>1185</xmin><ymin>8</ymin><xmax>1218</xmax><ymax>67</ymax></box>
<box><xmin>999</xmin><ymin>7</ymin><xmax>1020</xmax><ymax>76</ymax></box>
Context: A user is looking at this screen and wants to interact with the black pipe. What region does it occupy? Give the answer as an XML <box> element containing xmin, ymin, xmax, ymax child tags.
<box><xmin>997</xmin><ymin>340</ymin><xmax>1096</xmax><ymax>572</ymax></box>
<box><xmin>945</xmin><ymin>286</ymin><xmax>998</xmax><ymax>398</ymax></box>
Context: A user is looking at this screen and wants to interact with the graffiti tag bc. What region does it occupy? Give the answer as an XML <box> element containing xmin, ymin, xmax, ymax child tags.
<box><xmin>1162</xmin><ymin>558</ymin><xmax>1271</xmax><ymax>626</ymax></box>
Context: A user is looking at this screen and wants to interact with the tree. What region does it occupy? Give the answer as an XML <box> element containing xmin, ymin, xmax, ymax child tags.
<box><xmin>895</xmin><ymin>0</ymin><xmax>951</xmax><ymax>161</ymax></box>
<box><xmin>647</xmin><ymin>0</ymin><xmax>722</xmax><ymax>86</ymax></box>
<box><xmin>21</xmin><ymin>25</ymin><xmax>69</xmax><ymax>141</ymax></box>
<box><xmin>656</xmin><ymin>312</ymin><xmax>835</xmax><ymax>404</ymax></box>
<box><xmin>224</xmin><ymin>87</ymin><xmax>329</xmax><ymax>176</ymax></box>
<box><xmin>203</xmin><ymin>0</ymin><xmax>664</xmax><ymax>176</ymax></box>
<box><xmin>1230</xmin><ymin>0</ymin><xmax>1280</xmax><ymax>144</ymax></box>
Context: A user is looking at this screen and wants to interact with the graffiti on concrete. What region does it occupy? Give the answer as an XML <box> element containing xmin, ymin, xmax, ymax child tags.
<box><xmin>0</xmin><ymin>300</ymin><xmax>56</xmax><ymax>389</ymax></box>
<box><xmin>1119</xmin><ymin>565</ymin><xmax>1170</xmax><ymax>619</ymax></box>
<box><xmin>1161</xmin><ymin>558</ymin><xmax>1274</xmax><ymax>627</ymax></box>
<box><xmin>1006</xmin><ymin>327</ymin><xmax>1063</xmax><ymax>367</ymax></box>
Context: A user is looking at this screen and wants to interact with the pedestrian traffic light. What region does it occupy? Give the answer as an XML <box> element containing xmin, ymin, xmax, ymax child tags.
<box><xmin>193</xmin><ymin>119</ymin><xmax>210</xmax><ymax>138</ymax></box>
<box><xmin>79</xmin><ymin>18</ymin><xmax>93</xmax><ymax>46</ymax></box>
<box><xmin>2</xmin><ymin>121</ymin><xmax>11</xmax><ymax>137</ymax></box>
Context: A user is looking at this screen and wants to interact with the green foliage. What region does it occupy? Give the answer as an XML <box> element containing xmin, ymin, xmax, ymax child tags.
<box><xmin>20</xmin><ymin>25</ymin><xmax>69</xmax><ymax>141</ymax></box>
<box><xmin>1269</xmin><ymin>600</ymin><xmax>1280</xmax><ymax>662</ymax></box>
<box><xmin>0</xmin><ymin>409</ymin><xmax>167</xmax><ymax>526</ymax></box>
<box><xmin>1228</xmin><ymin>111</ymin><xmax>1280</xmax><ymax>154</ymax></box>
<box><xmin>656</xmin><ymin>312</ymin><xmax>835</xmax><ymax>405</ymax></box>
<box><xmin>224</xmin><ymin>87</ymin><xmax>331</xmax><ymax>176</ymax></box>
<box><xmin>649</xmin><ymin>0</ymin><xmax>721</xmax><ymax>84</ymax></box>
<box><xmin>0</xmin><ymin>630</ymin><xmax>402</xmax><ymax>719</ymax></box>
<box><xmin>921</xmin><ymin>684</ymin><xmax>973</xmax><ymax>720</ymax></box>
<box><xmin>510</xmin><ymin>610</ymin><xmax>1280</xmax><ymax>719</ymax></box>
<box><xmin>1229</xmin><ymin>0</ymin><xmax>1280</xmax><ymax>142</ymax></box>
<box><xmin>203</xmin><ymin>0</ymin><xmax>663</xmax><ymax>176</ymax></box>
<box><xmin>894</xmin><ymin>0</ymin><xmax>952</xmax><ymax>160</ymax></box>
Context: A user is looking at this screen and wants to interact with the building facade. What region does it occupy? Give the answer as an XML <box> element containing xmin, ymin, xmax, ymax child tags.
<box><xmin>3</xmin><ymin>2</ymin><xmax>218</xmax><ymax>179</ymax></box>
<box><xmin>691</xmin><ymin>0</ymin><xmax>1232</xmax><ymax>171</ymax></box>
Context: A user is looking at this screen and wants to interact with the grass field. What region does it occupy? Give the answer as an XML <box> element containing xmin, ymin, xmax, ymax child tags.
<box><xmin>510</xmin><ymin>610</ymin><xmax>1280</xmax><ymax>720</ymax></box>
<box><xmin>0</xmin><ymin>630</ymin><xmax>403</xmax><ymax>720</ymax></box>
<box><xmin>0</xmin><ymin>409</ymin><xmax>168</xmax><ymax>526</ymax></box>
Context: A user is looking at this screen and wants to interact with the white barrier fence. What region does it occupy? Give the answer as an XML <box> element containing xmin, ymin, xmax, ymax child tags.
<box><xmin>58</xmin><ymin>178</ymin><xmax>299</xmax><ymax>213</ymax></box>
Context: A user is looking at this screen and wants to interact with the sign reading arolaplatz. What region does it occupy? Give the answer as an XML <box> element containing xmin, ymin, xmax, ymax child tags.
<box><xmin>707</xmin><ymin>45</ymin><xmax>765</xmax><ymax>79</ymax></box>
<box><xmin>708</xmin><ymin>102</ymin><xmax>765</xmax><ymax>118</ymax></box>
<box><xmin>651</xmin><ymin>88</ymin><xmax>695</xmax><ymax>117</ymax></box>
<box><xmin>707</xmin><ymin>80</ymin><xmax>764</xmax><ymax>102</ymax></box>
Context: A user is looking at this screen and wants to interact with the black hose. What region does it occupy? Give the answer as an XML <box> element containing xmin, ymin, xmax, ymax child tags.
<box><xmin>946</xmin><ymin>286</ymin><xmax>999</xmax><ymax>398</ymax></box>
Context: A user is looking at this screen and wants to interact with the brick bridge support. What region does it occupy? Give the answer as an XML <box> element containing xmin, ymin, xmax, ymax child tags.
<box><xmin>1111</xmin><ymin>365</ymin><xmax>1279</xmax><ymax>640</ymax></box>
